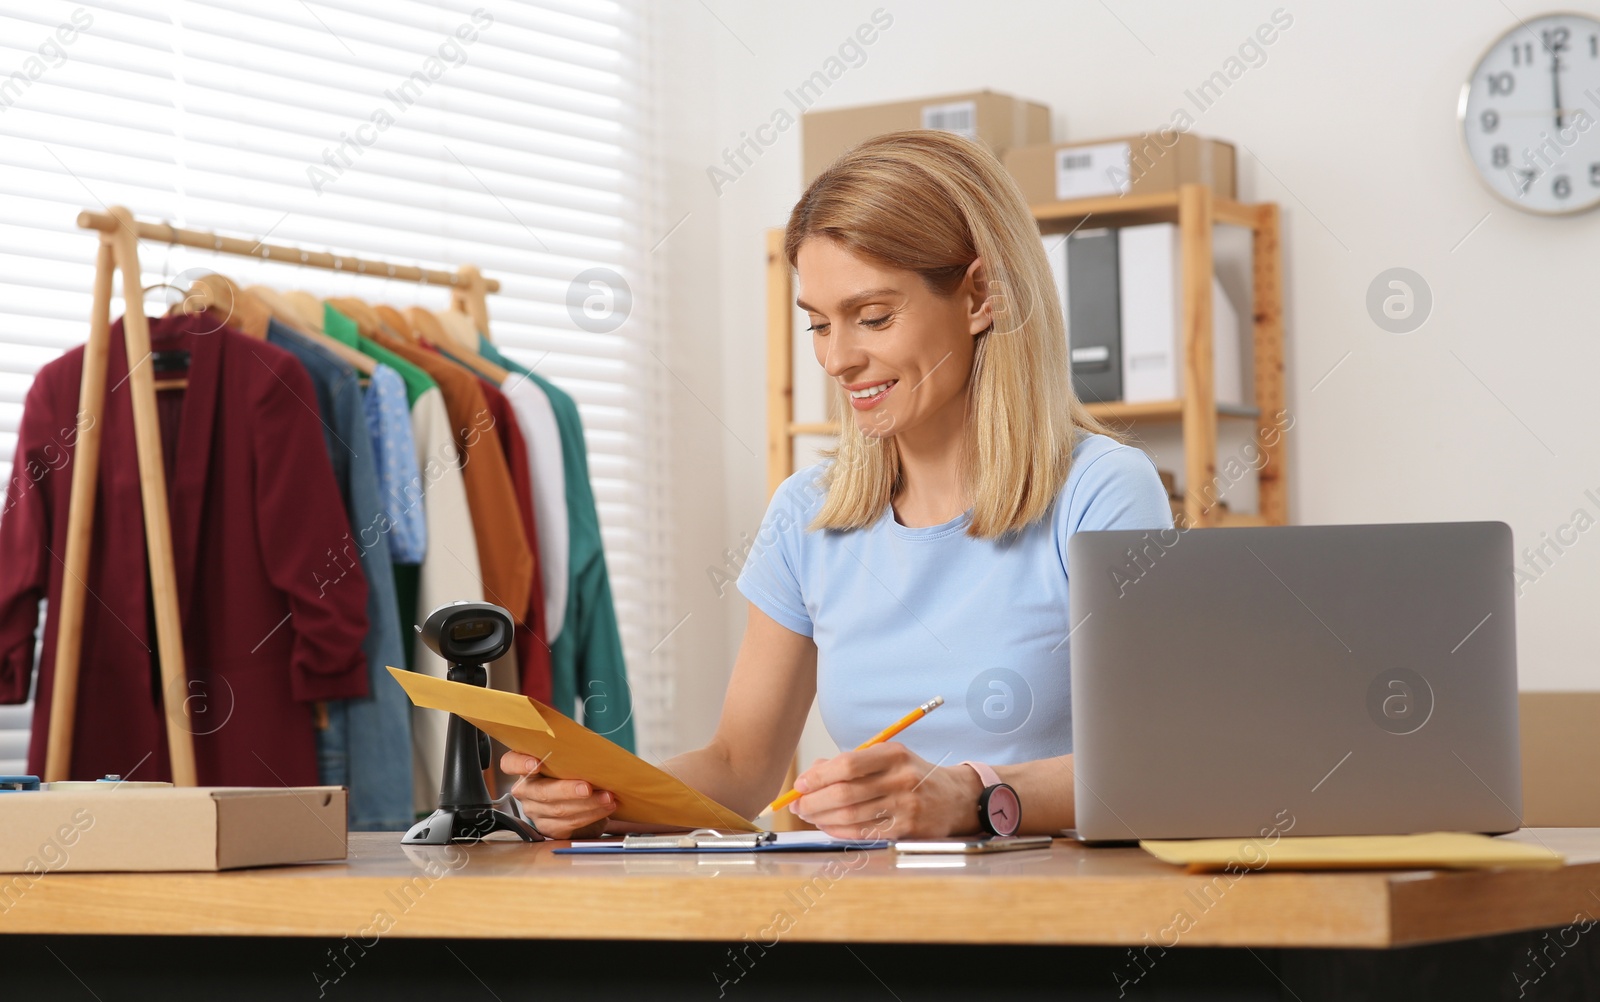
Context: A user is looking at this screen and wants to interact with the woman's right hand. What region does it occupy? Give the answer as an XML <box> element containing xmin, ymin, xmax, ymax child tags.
<box><xmin>501</xmin><ymin>750</ymin><xmax>618</xmax><ymax>839</ymax></box>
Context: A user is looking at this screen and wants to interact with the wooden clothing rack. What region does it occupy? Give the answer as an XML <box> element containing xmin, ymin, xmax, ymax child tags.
<box><xmin>46</xmin><ymin>204</ymin><xmax>500</xmax><ymax>783</ymax></box>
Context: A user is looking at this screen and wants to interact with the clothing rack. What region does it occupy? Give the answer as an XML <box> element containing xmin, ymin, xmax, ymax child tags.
<box><xmin>46</xmin><ymin>204</ymin><xmax>501</xmax><ymax>783</ymax></box>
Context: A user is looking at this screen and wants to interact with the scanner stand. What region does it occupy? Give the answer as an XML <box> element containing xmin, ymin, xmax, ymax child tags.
<box><xmin>402</xmin><ymin>663</ymin><xmax>540</xmax><ymax>845</ymax></box>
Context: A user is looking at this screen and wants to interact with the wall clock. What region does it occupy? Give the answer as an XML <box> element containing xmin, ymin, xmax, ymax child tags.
<box><xmin>1459</xmin><ymin>11</ymin><xmax>1600</xmax><ymax>214</ymax></box>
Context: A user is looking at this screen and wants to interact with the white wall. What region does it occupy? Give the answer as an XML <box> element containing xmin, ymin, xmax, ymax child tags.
<box><xmin>653</xmin><ymin>0</ymin><xmax>1600</xmax><ymax>756</ymax></box>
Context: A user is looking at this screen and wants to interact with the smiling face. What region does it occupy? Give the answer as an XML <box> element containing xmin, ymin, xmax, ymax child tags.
<box><xmin>796</xmin><ymin>236</ymin><xmax>990</xmax><ymax>442</ymax></box>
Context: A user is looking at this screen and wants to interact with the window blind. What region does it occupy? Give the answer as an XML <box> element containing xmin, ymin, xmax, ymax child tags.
<box><xmin>0</xmin><ymin>0</ymin><xmax>672</xmax><ymax>772</ymax></box>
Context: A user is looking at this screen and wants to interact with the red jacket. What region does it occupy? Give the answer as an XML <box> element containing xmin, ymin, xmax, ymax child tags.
<box><xmin>0</xmin><ymin>313</ymin><xmax>369</xmax><ymax>784</ymax></box>
<box><xmin>474</xmin><ymin>372</ymin><xmax>552</xmax><ymax>704</ymax></box>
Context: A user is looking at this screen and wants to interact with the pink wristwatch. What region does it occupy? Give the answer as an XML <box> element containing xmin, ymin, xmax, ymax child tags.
<box><xmin>961</xmin><ymin>760</ymin><xmax>1021</xmax><ymax>837</ymax></box>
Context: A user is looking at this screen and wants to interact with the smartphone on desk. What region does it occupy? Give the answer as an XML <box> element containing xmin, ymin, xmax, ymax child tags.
<box><xmin>893</xmin><ymin>835</ymin><xmax>1054</xmax><ymax>854</ymax></box>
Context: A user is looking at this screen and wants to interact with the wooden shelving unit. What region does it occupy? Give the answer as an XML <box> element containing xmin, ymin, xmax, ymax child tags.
<box><xmin>765</xmin><ymin>183</ymin><xmax>1287</xmax><ymax>529</ymax></box>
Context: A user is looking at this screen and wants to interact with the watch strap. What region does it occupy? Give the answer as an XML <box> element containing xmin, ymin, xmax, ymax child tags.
<box><xmin>960</xmin><ymin>760</ymin><xmax>1003</xmax><ymax>789</ymax></box>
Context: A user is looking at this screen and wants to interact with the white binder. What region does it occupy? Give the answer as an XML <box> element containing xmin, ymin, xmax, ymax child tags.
<box><xmin>1116</xmin><ymin>223</ymin><xmax>1243</xmax><ymax>407</ymax></box>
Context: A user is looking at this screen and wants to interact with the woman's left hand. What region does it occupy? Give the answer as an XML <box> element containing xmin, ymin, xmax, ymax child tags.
<box><xmin>790</xmin><ymin>742</ymin><xmax>983</xmax><ymax>839</ymax></box>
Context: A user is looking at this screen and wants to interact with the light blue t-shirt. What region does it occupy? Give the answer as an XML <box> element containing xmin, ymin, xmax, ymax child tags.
<box><xmin>736</xmin><ymin>432</ymin><xmax>1173</xmax><ymax>765</ymax></box>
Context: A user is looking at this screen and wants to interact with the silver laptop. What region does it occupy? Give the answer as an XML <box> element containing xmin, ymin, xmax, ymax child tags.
<box><xmin>1067</xmin><ymin>521</ymin><xmax>1520</xmax><ymax>842</ymax></box>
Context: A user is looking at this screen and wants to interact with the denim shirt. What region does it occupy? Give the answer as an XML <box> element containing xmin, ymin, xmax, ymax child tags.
<box><xmin>268</xmin><ymin>321</ymin><xmax>413</xmax><ymax>830</ymax></box>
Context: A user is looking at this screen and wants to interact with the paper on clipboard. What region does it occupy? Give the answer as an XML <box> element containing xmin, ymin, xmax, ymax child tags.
<box><xmin>387</xmin><ymin>667</ymin><xmax>759</xmax><ymax>833</ymax></box>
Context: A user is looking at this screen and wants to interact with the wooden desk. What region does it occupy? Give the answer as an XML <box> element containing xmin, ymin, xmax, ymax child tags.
<box><xmin>5</xmin><ymin>828</ymin><xmax>1600</xmax><ymax>945</ymax></box>
<box><xmin>3</xmin><ymin>830</ymin><xmax>1598</xmax><ymax>999</ymax></box>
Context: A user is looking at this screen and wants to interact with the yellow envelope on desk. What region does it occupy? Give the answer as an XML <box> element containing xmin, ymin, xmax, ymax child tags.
<box><xmin>1141</xmin><ymin>832</ymin><xmax>1564</xmax><ymax>873</ymax></box>
<box><xmin>387</xmin><ymin>667</ymin><xmax>758</xmax><ymax>832</ymax></box>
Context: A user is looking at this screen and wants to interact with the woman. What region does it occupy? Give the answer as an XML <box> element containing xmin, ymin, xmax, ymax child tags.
<box><xmin>504</xmin><ymin>130</ymin><xmax>1173</xmax><ymax>839</ymax></box>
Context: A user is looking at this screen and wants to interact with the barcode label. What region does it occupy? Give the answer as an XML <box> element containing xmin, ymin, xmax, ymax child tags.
<box><xmin>1055</xmin><ymin>141</ymin><xmax>1132</xmax><ymax>199</ymax></box>
<box><xmin>921</xmin><ymin>100</ymin><xmax>977</xmax><ymax>138</ymax></box>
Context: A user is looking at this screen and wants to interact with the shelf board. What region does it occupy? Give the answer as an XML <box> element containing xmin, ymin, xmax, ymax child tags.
<box><xmin>1030</xmin><ymin>188</ymin><xmax>1260</xmax><ymax>229</ymax></box>
<box><xmin>1215</xmin><ymin>511</ymin><xmax>1271</xmax><ymax>528</ymax></box>
<box><xmin>1171</xmin><ymin>509</ymin><xmax>1275</xmax><ymax>529</ymax></box>
<box><xmin>789</xmin><ymin>400</ymin><xmax>1258</xmax><ymax>439</ymax></box>
<box><xmin>1085</xmin><ymin>399</ymin><xmax>1260</xmax><ymax>423</ymax></box>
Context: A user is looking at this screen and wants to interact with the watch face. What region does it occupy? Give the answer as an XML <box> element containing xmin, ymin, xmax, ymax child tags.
<box><xmin>983</xmin><ymin>784</ymin><xmax>1022</xmax><ymax>837</ymax></box>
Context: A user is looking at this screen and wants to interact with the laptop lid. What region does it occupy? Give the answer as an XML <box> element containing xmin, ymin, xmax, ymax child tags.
<box><xmin>1067</xmin><ymin>521</ymin><xmax>1520</xmax><ymax>841</ymax></box>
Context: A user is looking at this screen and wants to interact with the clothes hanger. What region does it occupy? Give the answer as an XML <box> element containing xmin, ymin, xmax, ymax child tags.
<box><xmin>140</xmin><ymin>229</ymin><xmax>185</xmax><ymax>311</ymax></box>
<box><xmin>433</xmin><ymin>309</ymin><xmax>509</xmax><ymax>383</ymax></box>
<box><xmin>432</xmin><ymin>308</ymin><xmax>484</xmax><ymax>355</ymax></box>
<box><xmin>401</xmin><ymin>305</ymin><xmax>450</xmax><ymax>347</ymax></box>
<box><xmin>175</xmin><ymin>273</ymin><xmax>272</xmax><ymax>339</ymax></box>
<box><xmin>249</xmin><ymin>285</ymin><xmax>321</xmax><ymax>335</ymax></box>
<box><xmin>407</xmin><ymin>307</ymin><xmax>507</xmax><ymax>383</ymax></box>
<box><xmin>282</xmin><ymin>290</ymin><xmax>332</xmax><ymax>333</ymax></box>
<box><xmin>371</xmin><ymin>267</ymin><xmax>418</xmax><ymax>343</ymax></box>
<box><xmin>373</xmin><ymin>304</ymin><xmax>415</xmax><ymax>341</ymax></box>
<box><xmin>325</xmin><ymin>296</ymin><xmax>386</xmax><ymax>337</ymax></box>
<box><xmin>149</xmin><ymin>356</ymin><xmax>189</xmax><ymax>393</ymax></box>
<box><xmin>139</xmin><ymin>229</ymin><xmax>189</xmax><ymax>392</ymax></box>
<box><xmin>251</xmin><ymin>285</ymin><xmax>377</xmax><ymax>376</ymax></box>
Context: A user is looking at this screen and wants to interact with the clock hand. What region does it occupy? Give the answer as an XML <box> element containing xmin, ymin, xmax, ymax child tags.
<box><xmin>1551</xmin><ymin>45</ymin><xmax>1564</xmax><ymax>130</ymax></box>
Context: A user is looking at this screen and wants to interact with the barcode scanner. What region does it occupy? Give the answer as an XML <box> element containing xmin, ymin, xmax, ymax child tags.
<box><xmin>401</xmin><ymin>601</ymin><xmax>540</xmax><ymax>845</ymax></box>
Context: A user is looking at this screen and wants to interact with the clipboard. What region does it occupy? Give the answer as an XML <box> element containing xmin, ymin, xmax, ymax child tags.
<box><xmin>554</xmin><ymin>829</ymin><xmax>892</xmax><ymax>854</ymax></box>
<box><xmin>387</xmin><ymin>667</ymin><xmax>759</xmax><ymax>832</ymax></box>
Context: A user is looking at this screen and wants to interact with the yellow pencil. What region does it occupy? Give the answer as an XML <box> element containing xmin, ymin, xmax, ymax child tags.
<box><xmin>765</xmin><ymin>695</ymin><xmax>944</xmax><ymax>815</ymax></box>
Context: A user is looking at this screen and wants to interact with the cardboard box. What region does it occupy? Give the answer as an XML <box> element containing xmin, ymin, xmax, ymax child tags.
<box><xmin>1520</xmin><ymin>692</ymin><xmax>1600</xmax><ymax>827</ymax></box>
<box><xmin>0</xmin><ymin>786</ymin><xmax>347</xmax><ymax>873</ymax></box>
<box><xmin>803</xmin><ymin>89</ymin><xmax>1051</xmax><ymax>184</ymax></box>
<box><xmin>1004</xmin><ymin>133</ymin><xmax>1236</xmax><ymax>204</ymax></box>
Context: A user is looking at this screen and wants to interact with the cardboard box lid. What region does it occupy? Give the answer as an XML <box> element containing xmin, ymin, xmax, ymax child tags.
<box><xmin>803</xmin><ymin>89</ymin><xmax>1051</xmax><ymax>183</ymax></box>
<box><xmin>0</xmin><ymin>786</ymin><xmax>347</xmax><ymax>873</ymax></box>
<box><xmin>803</xmin><ymin>88</ymin><xmax>1048</xmax><ymax>124</ymax></box>
<box><xmin>1003</xmin><ymin>133</ymin><xmax>1236</xmax><ymax>202</ymax></box>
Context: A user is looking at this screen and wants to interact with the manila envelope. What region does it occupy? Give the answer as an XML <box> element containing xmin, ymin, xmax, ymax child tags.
<box><xmin>387</xmin><ymin>667</ymin><xmax>758</xmax><ymax>832</ymax></box>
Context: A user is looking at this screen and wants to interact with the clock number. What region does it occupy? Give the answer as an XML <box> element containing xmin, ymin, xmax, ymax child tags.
<box><xmin>1590</xmin><ymin>163</ymin><xmax>1600</xmax><ymax>187</ymax></box>
<box><xmin>1512</xmin><ymin>41</ymin><xmax>1534</xmax><ymax>65</ymax></box>
<box><xmin>1481</xmin><ymin>109</ymin><xmax>1500</xmax><ymax>133</ymax></box>
<box><xmin>1488</xmin><ymin>72</ymin><xmax>1514</xmax><ymax>96</ymax></box>
<box><xmin>1491</xmin><ymin>145</ymin><xmax>1510</xmax><ymax>168</ymax></box>
<box><xmin>1554</xmin><ymin>175</ymin><xmax>1572</xmax><ymax>199</ymax></box>
<box><xmin>1591</xmin><ymin>34</ymin><xmax>1598</xmax><ymax>57</ymax></box>
<box><xmin>1543</xmin><ymin>27</ymin><xmax>1570</xmax><ymax>53</ymax></box>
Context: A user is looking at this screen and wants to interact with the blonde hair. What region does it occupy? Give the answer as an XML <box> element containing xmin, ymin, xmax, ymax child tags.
<box><xmin>785</xmin><ymin>129</ymin><xmax>1125</xmax><ymax>539</ymax></box>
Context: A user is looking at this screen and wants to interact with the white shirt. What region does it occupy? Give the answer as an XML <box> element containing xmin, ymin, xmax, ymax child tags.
<box><xmin>500</xmin><ymin>373</ymin><xmax>569</xmax><ymax>643</ymax></box>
